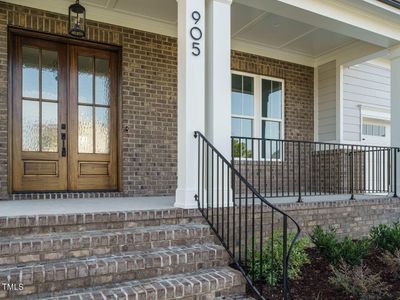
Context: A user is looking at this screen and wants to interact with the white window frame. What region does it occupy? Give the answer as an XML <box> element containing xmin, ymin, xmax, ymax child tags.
<box><xmin>231</xmin><ymin>71</ymin><xmax>285</xmax><ymax>161</ymax></box>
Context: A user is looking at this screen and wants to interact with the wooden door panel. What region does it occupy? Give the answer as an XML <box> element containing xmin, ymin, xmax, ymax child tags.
<box><xmin>11</xmin><ymin>34</ymin><xmax>118</xmax><ymax>193</ymax></box>
<box><xmin>12</xmin><ymin>36</ymin><xmax>68</xmax><ymax>192</ymax></box>
<box><xmin>68</xmin><ymin>46</ymin><xmax>118</xmax><ymax>191</ymax></box>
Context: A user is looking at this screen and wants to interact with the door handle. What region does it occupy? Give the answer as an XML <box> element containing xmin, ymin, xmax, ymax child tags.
<box><xmin>61</xmin><ymin>132</ymin><xmax>66</xmax><ymax>157</ymax></box>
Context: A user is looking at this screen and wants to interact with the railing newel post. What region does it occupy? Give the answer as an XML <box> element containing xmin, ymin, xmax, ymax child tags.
<box><xmin>297</xmin><ymin>142</ymin><xmax>302</xmax><ymax>203</ymax></box>
<box><xmin>350</xmin><ymin>145</ymin><xmax>355</xmax><ymax>200</ymax></box>
<box><xmin>394</xmin><ymin>148</ymin><xmax>399</xmax><ymax>198</ymax></box>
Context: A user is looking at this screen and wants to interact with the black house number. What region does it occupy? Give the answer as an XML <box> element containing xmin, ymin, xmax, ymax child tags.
<box><xmin>190</xmin><ymin>11</ymin><xmax>202</xmax><ymax>56</ymax></box>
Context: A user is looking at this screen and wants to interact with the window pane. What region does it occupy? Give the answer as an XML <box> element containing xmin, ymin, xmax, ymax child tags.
<box><xmin>22</xmin><ymin>100</ymin><xmax>40</xmax><ymax>151</ymax></box>
<box><xmin>373</xmin><ymin>125</ymin><xmax>379</xmax><ymax>136</ymax></box>
<box><xmin>232</xmin><ymin>74</ymin><xmax>243</xmax><ymax>115</ymax></box>
<box><xmin>95</xmin><ymin>58</ymin><xmax>110</xmax><ymax>105</ymax></box>
<box><xmin>262</xmin><ymin>120</ymin><xmax>281</xmax><ymax>139</ymax></box>
<box><xmin>232</xmin><ymin>74</ymin><xmax>242</xmax><ymax>92</ymax></box>
<box><xmin>42</xmin><ymin>50</ymin><xmax>58</xmax><ymax>100</ymax></box>
<box><xmin>242</xmin><ymin>118</ymin><xmax>253</xmax><ymax>137</ymax></box>
<box><xmin>262</xmin><ymin>120</ymin><xmax>281</xmax><ymax>159</ymax></box>
<box><xmin>95</xmin><ymin>107</ymin><xmax>110</xmax><ymax>153</ymax></box>
<box><xmin>232</xmin><ymin>117</ymin><xmax>241</xmax><ymax>137</ymax></box>
<box><xmin>242</xmin><ymin>76</ymin><xmax>254</xmax><ymax>116</ymax></box>
<box><xmin>380</xmin><ymin>126</ymin><xmax>386</xmax><ymax>137</ymax></box>
<box><xmin>367</xmin><ymin>125</ymin><xmax>373</xmax><ymax>135</ymax></box>
<box><xmin>231</xmin><ymin>74</ymin><xmax>254</xmax><ymax>116</ymax></box>
<box><xmin>362</xmin><ymin>124</ymin><xmax>367</xmax><ymax>135</ymax></box>
<box><xmin>262</xmin><ymin>79</ymin><xmax>282</xmax><ymax>119</ymax></box>
<box><xmin>22</xmin><ymin>47</ymin><xmax>40</xmax><ymax>99</ymax></box>
<box><xmin>231</xmin><ymin>117</ymin><xmax>253</xmax><ymax>137</ymax></box>
<box><xmin>78</xmin><ymin>105</ymin><xmax>93</xmax><ymax>153</ymax></box>
<box><xmin>78</xmin><ymin>56</ymin><xmax>93</xmax><ymax>104</ymax></box>
<box><xmin>42</xmin><ymin>102</ymin><xmax>58</xmax><ymax>152</ymax></box>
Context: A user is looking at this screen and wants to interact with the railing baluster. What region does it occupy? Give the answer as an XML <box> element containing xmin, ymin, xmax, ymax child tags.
<box><xmin>297</xmin><ymin>142</ymin><xmax>302</xmax><ymax>202</ymax></box>
<box><xmin>394</xmin><ymin>148</ymin><xmax>398</xmax><ymax>198</ymax></box>
<box><xmin>282</xmin><ymin>215</ymin><xmax>288</xmax><ymax>300</ymax></box>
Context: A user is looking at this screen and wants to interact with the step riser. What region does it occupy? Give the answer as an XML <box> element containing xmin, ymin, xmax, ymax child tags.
<box><xmin>0</xmin><ymin>227</ymin><xmax>216</xmax><ymax>265</ymax></box>
<box><xmin>0</xmin><ymin>247</ymin><xmax>230</xmax><ymax>298</ymax></box>
<box><xmin>42</xmin><ymin>268</ymin><xmax>246</xmax><ymax>300</ymax></box>
<box><xmin>0</xmin><ymin>210</ymin><xmax>204</xmax><ymax>237</ymax></box>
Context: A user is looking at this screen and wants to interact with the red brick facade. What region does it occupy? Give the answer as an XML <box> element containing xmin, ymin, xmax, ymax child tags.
<box><xmin>0</xmin><ymin>3</ymin><xmax>314</xmax><ymax>199</ymax></box>
<box><xmin>0</xmin><ymin>2</ymin><xmax>178</xmax><ymax>199</ymax></box>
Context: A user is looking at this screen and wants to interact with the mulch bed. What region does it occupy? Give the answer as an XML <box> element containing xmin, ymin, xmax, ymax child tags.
<box><xmin>247</xmin><ymin>248</ymin><xmax>400</xmax><ymax>300</ymax></box>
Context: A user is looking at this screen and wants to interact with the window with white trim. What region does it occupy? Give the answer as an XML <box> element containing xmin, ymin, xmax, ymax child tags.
<box><xmin>231</xmin><ymin>72</ymin><xmax>284</xmax><ymax>159</ymax></box>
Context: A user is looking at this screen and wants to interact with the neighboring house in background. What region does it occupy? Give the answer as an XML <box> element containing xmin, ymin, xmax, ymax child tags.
<box><xmin>317</xmin><ymin>58</ymin><xmax>392</xmax><ymax>147</ymax></box>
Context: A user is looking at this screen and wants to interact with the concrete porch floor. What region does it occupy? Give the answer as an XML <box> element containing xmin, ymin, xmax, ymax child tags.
<box><xmin>0</xmin><ymin>193</ymin><xmax>393</xmax><ymax>217</ymax></box>
<box><xmin>0</xmin><ymin>196</ymin><xmax>176</xmax><ymax>217</ymax></box>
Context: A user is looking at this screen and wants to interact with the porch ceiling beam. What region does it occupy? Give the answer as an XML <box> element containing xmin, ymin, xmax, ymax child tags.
<box><xmin>235</xmin><ymin>0</ymin><xmax>400</xmax><ymax>47</ymax></box>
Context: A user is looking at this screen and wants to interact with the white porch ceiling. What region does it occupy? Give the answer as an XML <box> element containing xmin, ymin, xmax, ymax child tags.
<box><xmin>5</xmin><ymin>0</ymin><xmax>396</xmax><ymax>65</ymax></box>
<box><xmin>82</xmin><ymin>0</ymin><xmax>356</xmax><ymax>59</ymax></box>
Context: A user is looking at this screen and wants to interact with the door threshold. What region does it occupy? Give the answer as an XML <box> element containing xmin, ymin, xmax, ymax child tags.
<box><xmin>11</xmin><ymin>191</ymin><xmax>125</xmax><ymax>201</ymax></box>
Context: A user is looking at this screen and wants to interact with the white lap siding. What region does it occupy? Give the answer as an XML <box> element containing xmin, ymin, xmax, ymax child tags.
<box><xmin>318</xmin><ymin>61</ymin><xmax>337</xmax><ymax>141</ymax></box>
<box><xmin>343</xmin><ymin>62</ymin><xmax>390</xmax><ymax>142</ymax></box>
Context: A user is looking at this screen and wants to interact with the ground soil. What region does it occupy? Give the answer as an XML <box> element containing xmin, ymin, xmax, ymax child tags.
<box><xmin>247</xmin><ymin>248</ymin><xmax>400</xmax><ymax>300</ymax></box>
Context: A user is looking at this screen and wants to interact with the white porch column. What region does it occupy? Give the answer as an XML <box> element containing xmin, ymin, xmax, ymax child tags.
<box><xmin>390</xmin><ymin>46</ymin><xmax>400</xmax><ymax>196</ymax></box>
<box><xmin>175</xmin><ymin>0</ymin><xmax>206</xmax><ymax>208</ymax></box>
<box><xmin>205</xmin><ymin>0</ymin><xmax>232</xmax><ymax>157</ymax></box>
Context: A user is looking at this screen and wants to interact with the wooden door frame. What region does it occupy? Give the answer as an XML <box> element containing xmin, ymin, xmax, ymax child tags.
<box><xmin>7</xmin><ymin>27</ymin><xmax>123</xmax><ymax>193</ymax></box>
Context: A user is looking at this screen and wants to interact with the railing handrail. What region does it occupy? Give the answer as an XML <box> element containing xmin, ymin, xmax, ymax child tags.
<box><xmin>231</xmin><ymin>135</ymin><xmax>400</xmax><ymax>151</ymax></box>
<box><xmin>195</xmin><ymin>131</ymin><xmax>301</xmax><ymax>299</ymax></box>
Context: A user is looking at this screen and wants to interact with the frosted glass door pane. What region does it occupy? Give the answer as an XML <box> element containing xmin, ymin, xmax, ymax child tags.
<box><xmin>42</xmin><ymin>50</ymin><xmax>58</xmax><ymax>100</ymax></box>
<box><xmin>22</xmin><ymin>100</ymin><xmax>40</xmax><ymax>151</ymax></box>
<box><xmin>42</xmin><ymin>102</ymin><xmax>58</xmax><ymax>152</ymax></box>
<box><xmin>78</xmin><ymin>105</ymin><xmax>93</xmax><ymax>153</ymax></box>
<box><xmin>95</xmin><ymin>58</ymin><xmax>110</xmax><ymax>105</ymax></box>
<box><xmin>78</xmin><ymin>56</ymin><xmax>93</xmax><ymax>104</ymax></box>
<box><xmin>22</xmin><ymin>47</ymin><xmax>40</xmax><ymax>99</ymax></box>
<box><xmin>95</xmin><ymin>107</ymin><xmax>110</xmax><ymax>153</ymax></box>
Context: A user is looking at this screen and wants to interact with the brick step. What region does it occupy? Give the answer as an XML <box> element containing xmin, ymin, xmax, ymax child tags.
<box><xmin>0</xmin><ymin>224</ymin><xmax>214</xmax><ymax>265</ymax></box>
<box><xmin>0</xmin><ymin>244</ymin><xmax>230</xmax><ymax>298</ymax></box>
<box><xmin>0</xmin><ymin>208</ymin><xmax>203</xmax><ymax>237</ymax></box>
<box><xmin>31</xmin><ymin>267</ymin><xmax>246</xmax><ymax>300</ymax></box>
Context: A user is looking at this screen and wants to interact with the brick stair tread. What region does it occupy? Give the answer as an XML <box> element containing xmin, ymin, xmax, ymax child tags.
<box><xmin>38</xmin><ymin>267</ymin><xmax>245</xmax><ymax>300</ymax></box>
<box><xmin>0</xmin><ymin>243</ymin><xmax>230</xmax><ymax>297</ymax></box>
<box><xmin>0</xmin><ymin>223</ymin><xmax>212</xmax><ymax>262</ymax></box>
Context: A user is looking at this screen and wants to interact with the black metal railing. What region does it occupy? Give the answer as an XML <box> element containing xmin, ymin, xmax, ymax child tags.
<box><xmin>232</xmin><ymin>136</ymin><xmax>400</xmax><ymax>202</ymax></box>
<box><xmin>195</xmin><ymin>131</ymin><xmax>300</xmax><ymax>299</ymax></box>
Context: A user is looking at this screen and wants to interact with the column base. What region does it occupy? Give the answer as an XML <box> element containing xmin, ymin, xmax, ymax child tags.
<box><xmin>174</xmin><ymin>188</ymin><xmax>198</xmax><ymax>209</ymax></box>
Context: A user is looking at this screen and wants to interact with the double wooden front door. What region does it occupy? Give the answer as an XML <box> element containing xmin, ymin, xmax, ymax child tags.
<box><xmin>11</xmin><ymin>35</ymin><xmax>118</xmax><ymax>192</ymax></box>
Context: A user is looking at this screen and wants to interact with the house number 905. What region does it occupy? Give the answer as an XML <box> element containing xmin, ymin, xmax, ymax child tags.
<box><xmin>190</xmin><ymin>11</ymin><xmax>202</xmax><ymax>56</ymax></box>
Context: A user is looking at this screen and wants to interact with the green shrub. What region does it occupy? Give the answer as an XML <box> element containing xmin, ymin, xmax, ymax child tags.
<box><xmin>310</xmin><ymin>226</ymin><xmax>370</xmax><ymax>266</ymax></box>
<box><xmin>329</xmin><ymin>261</ymin><xmax>390</xmax><ymax>300</ymax></box>
<box><xmin>310</xmin><ymin>226</ymin><xmax>338</xmax><ymax>262</ymax></box>
<box><xmin>248</xmin><ymin>232</ymin><xmax>310</xmax><ymax>286</ymax></box>
<box><xmin>370</xmin><ymin>223</ymin><xmax>400</xmax><ymax>254</ymax></box>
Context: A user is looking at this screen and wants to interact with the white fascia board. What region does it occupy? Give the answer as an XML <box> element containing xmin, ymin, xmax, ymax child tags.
<box><xmin>3</xmin><ymin>0</ymin><xmax>178</xmax><ymax>37</ymax></box>
<box><xmin>235</xmin><ymin>0</ymin><xmax>400</xmax><ymax>47</ymax></box>
<box><xmin>232</xmin><ymin>38</ymin><xmax>315</xmax><ymax>67</ymax></box>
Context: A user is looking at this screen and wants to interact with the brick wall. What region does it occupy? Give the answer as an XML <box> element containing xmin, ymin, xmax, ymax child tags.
<box><xmin>231</xmin><ymin>51</ymin><xmax>314</xmax><ymax>141</ymax></box>
<box><xmin>0</xmin><ymin>2</ymin><xmax>177</xmax><ymax>198</ymax></box>
<box><xmin>0</xmin><ymin>3</ymin><xmax>315</xmax><ymax>199</ymax></box>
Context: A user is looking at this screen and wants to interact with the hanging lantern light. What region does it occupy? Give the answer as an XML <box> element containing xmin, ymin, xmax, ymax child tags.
<box><xmin>68</xmin><ymin>0</ymin><xmax>86</xmax><ymax>37</ymax></box>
